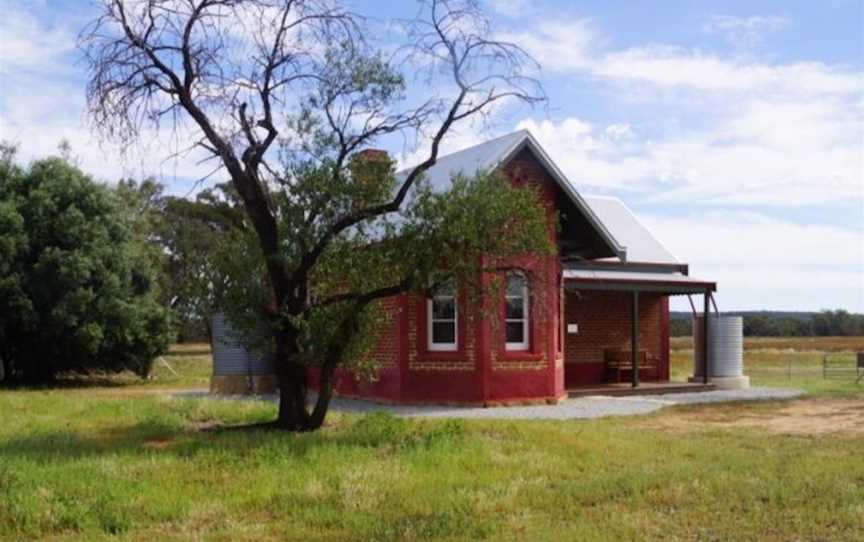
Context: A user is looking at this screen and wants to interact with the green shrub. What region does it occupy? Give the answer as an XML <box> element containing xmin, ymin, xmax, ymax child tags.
<box><xmin>0</xmin><ymin>150</ymin><xmax>172</xmax><ymax>383</ymax></box>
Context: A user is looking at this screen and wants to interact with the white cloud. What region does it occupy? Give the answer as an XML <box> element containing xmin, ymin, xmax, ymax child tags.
<box><xmin>702</xmin><ymin>14</ymin><xmax>791</xmax><ymax>48</ymax></box>
<box><xmin>486</xmin><ymin>0</ymin><xmax>529</xmax><ymax>18</ymax></box>
<box><xmin>644</xmin><ymin>212</ymin><xmax>864</xmax><ymax>311</ymax></box>
<box><xmin>514</xmin><ymin>95</ymin><xmax>863</xmax><ymax>208</ymax></box>
<box><xmin>0</xmin><ymin>2</ymin><xmax>227</xmax><ymax>192</ymax></box>
<box><xmin>497</xmin><ymin>20</ymin><xmax>597</xmax><ymax>72</ymax></box>
<box><xmin>514</xmin><ymin>117</ymin><xmax>659</xmax><ymax>190</ymax></box>
<box><xmin>595</xmin><ymin>46</ymin><xmax>863</xmax><ymax>96</ymax></box>
<box><xmin>0</xmin><ymin>4</ymin><xmax>76</xmax><ymax>75</ymax></box>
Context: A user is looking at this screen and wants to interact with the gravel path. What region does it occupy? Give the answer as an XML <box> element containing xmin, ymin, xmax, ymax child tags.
<box><xmin>176</xmin><ymin>387</ymin><xmax>804</xmax><ymax>420</ymax></box>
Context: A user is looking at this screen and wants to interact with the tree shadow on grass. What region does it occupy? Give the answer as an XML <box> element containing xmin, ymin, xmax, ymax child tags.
<box><xmin>0</xmin><ymin>375</ymin><xmax>148</xmax><ymax>391</ymax></box>
<box><xmin>0</xmin><ymin>411</ymin><xmax>466</xmax><ymax>465</ymax></box>
<box><xmin>0</xmin><ymin>419</ymin><xmax>187</xmax><ymax>463</ymax></box>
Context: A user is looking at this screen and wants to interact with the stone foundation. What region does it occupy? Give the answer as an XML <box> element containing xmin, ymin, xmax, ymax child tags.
<box><xmin>210</xmin><ymin>374</ymin><xmax>279</xmax><ymax>395</ymax></box>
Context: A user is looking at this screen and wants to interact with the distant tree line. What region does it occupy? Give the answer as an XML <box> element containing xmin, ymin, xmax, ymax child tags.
<box><xmin>670</xmin><ymin>310</ymin><xmax>864</xmax><ymax>337</ymax></box>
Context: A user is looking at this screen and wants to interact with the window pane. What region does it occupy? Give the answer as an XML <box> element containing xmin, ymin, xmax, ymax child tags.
<box><xmin>506</xmin><ymin>275</ymin><xmax>524</xmax><ymax>296</ymax></box>
<box><xmin>506</xmin><ymin>297</ymin><xmax>524</xmax><ymax>319</ymax></box>
<box><xmin>432</xmin><ymin>322</ymin><xmax>456</xmax><ymax>344</ymax></box>
<box><xmin>432</xmin><ymin>296</ymin><xmax>455</xmax><ymax>319</ymax></box>
<box><xmin>506</xmin><ymin>321</ymin><xmax>524</xmax><ymax>343</ymax></box>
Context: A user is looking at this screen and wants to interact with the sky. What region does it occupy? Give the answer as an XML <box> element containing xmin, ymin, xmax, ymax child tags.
<box><xmin>1</xmin><ymin>0</ymin><xmax>862</xmax><ymax>313</ymax></box>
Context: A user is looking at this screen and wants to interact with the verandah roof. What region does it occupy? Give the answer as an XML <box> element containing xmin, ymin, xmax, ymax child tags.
<box><xmin>563</xmin><ymin>269</ymin><xmax>716</xmax><ymax>295</ymax></box>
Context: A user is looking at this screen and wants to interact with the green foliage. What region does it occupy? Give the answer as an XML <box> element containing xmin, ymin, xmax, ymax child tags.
<box><xmin>0</xmin><ymin>150</ymin><xmax>172</xmax><ymax>383</ymax></box>
<box><xmin>113</xmin><ymin>180</ymin><xmax>246</xmax><ymax>342</ymax></box>
<box><xmin>217</xmin><ymin>160</ymin><xmax>554</xmax><ymax>374</ymax></box>
<box><xmin>156</xmin><ymin>184</ymin><xmax>246</xmax><ymax>341</ymax></box>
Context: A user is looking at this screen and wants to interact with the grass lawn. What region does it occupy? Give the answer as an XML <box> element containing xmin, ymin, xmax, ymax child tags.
<box><xmin>1</xmin><ymin>339</ymin><xmax>862</xmax><ymax>541</ymax></box>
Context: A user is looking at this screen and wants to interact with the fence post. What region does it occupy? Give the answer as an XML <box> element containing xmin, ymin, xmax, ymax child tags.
<box><xmin>788</xmin><ymin>357</ymin><xmax>792</xmax><ymax>380</ymax></box>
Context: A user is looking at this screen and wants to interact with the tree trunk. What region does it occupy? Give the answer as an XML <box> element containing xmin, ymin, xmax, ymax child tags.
<box><xmin>203</xmin><ymin>316</ymin><xmax>213</xmax><ymax>347</ymax></box>
<box><xmin>308</xmin><ymin>362</ymin><xmax>336</xmax><ymax>430</ymax></box>
<box><xmin>273</xmin><ymin>334</ymin><xmax>312</xmax><ymax>431</ymax></box>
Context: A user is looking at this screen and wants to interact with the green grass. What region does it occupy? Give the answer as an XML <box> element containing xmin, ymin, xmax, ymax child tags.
<box><xmin>670</xmin><ymin>335</ymin><xmax>864</xmax><ymax>397</ymax></box>
<box><xmin>41</xmin><ymin>343</ymin><xmax>214</xmax><ymax>391</ymax></box>
<box><xmin>1</xmin><ymin>339</ymin><xmax>862</xmax><ymax>540</ymax></box>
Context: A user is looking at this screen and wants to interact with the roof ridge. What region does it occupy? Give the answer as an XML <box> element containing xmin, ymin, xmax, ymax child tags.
<box><xmin>582</xmin><ymin>194</ymin><xmax>622</xmax><ymax>202</ymax></box>
<box><xmin>397</xmin><ymin>129</ymin><xmax>529</xmax><ymax>174</ymax></box>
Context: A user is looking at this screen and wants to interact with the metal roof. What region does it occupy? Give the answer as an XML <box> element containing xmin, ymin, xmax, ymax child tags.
<box><xmin>563</xmin><ymin>269</ymin><xmax>715</xmax><ymax>294</ymax></box>
<box><xmin>583</xmin><ymin>196</ymin><xmax>679</xmax><ymax>264</ymax></box>
<box><xmin>398</xmin><ymin>130</ymin><xmax>528</xmax><ymax>191</ymax></box>
<box><xmin>396</xmin><ymin>130</ymin><xmax>626</xmax><ymax>260</ymax></box>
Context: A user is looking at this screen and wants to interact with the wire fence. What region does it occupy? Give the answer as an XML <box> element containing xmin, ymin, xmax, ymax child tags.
<box><xmin>743</xmin><ymin>352</ymin><xmax>863</xmax><ymax>382</ymax></box>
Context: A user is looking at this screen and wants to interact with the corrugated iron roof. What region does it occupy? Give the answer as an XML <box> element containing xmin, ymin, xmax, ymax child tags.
<box><xmin>396</xmin><ymin>130</ymin><xmax>625</xmax><ymax>260</ymax></box>
<box><xmin>563</xmin><ymin>268</ymin><xmax>715</xmax><ymax>293</ymax></box>
<box><xmin>583</xmin><ymin>196</ymin><xmax>679</xmax><ymax>264</ymax></box>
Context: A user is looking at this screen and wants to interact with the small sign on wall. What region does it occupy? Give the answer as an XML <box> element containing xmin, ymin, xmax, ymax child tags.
<box><xmin>567</xmin><ymin>323</ymin><xmax>579</xmax><ymax>334</ymax></box>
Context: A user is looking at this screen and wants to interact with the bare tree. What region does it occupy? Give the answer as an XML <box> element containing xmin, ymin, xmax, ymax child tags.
<box><xmin>81</xmin><ymin>0</ymin><xmax>546</xmax><ymax>430</ymax></box>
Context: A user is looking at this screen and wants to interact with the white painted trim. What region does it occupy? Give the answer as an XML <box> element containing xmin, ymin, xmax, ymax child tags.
<box><xmin>427</xmin><ymin>294</ymin><xmax>458</xmax><ymax>352</ymax></box>
<box><xmin>505</xmin><ymin>275</ymin><xmax>530</xmax><ymax>351</ymax></box>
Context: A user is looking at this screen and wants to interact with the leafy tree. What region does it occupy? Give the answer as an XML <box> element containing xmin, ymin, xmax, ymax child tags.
<box><xmin>113</xmin><ymin>180</ymin><xmax>246</xmax><ymax>342</ymax></box>
<box><xmin>0</xmin><ymin>148</ymin><xmax>173</xmax><ymax>384</ymax></box>
<box><xmin>82</xmin><ymin>0</ymin><xmax>549</xmax><ymax>430</ymax></box>
<box><xmin>157</xmin><ymin>185</ymin><xmax>246</xmax><ymax>341</ymax></box>
<box><xmin>114</xmin><ymin>178</ymin><xmax>171</xmax><ymax>304</ymax></box>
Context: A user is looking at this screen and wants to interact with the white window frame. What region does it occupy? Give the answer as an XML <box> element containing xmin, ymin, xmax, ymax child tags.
<box><xmin>505</xmin><ymin>273</ymin><xmax>530</xmax><ymax>351</ymax></box>
<box><xmin>427</xmin><ymin>283</ymin><xmax>458</xmax><ymax>351</ymax></box>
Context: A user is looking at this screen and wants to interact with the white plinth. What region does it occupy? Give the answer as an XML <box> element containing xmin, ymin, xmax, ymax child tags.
<box><xmin>688</xmin><ymin>375</ymin><xmax>750</xmax><ymax>390</ymax></box>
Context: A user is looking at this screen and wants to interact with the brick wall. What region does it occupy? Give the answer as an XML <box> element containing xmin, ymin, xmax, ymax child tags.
<box><xmin>326</xmin><ymin>294</ymin><xmax>404</xmax><ymax>400</ymax></box>
<box><xmin>564</xmin><ymin>290</ymin><xmax>664</xmax><ymax>363</ymax></box>
<box><xmin>368</xmin><ymin>296</ymin><xmax>401</xmax><ymax>369</ymax></box>
<box><xmin>330</xmin><ymin>146</ymin><xmax>624</xmax><ymax>403</ymax></box>
<box><xmin>563</xmin><ymin>290</ymin><xmax>667</xmax><ymax>385</ymax></box>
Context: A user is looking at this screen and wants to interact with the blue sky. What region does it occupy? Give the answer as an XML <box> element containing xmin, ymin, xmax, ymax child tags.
<box><xmin>1</xmin><ymin>0</ymin><xmax>862</xmax><ymax>312</ymax></box>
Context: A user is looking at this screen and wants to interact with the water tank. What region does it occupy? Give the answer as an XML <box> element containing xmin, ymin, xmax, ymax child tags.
<box><xmin>692</xmin><ymin>314</ymin><xmax>744</xmax><ymax>377</ymax></box>
<box><xmin>211</xmin><ymin>313</ymin><xmax>274</xmax><ymax>376</ymax></box>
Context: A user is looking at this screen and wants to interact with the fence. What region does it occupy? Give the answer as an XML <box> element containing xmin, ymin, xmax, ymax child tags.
<box><xmin>740</xmin><ymin>352</ymin><xmax>863</xmax><ymax>382</ymax></box>
<box><xmin>822</xmin><ymin>352</ymin><xmax>864</xmax><ymax>382</ymax></box>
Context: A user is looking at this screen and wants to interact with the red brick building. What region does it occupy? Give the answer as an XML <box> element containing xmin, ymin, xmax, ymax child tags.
<box><xmin>322</xmin><ymin>131</ymin><xmax>716</xmax><ymax>405</ymax></box>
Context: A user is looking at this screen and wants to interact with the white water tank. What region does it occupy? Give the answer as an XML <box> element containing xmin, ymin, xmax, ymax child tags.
<box><xmin>691</xmin><ymin>314</ymin><xmax>749</xmax><ymax>389</ymax></box>
<box><xmin>210</xmin><ymin>313</ymin><xmax>277</xmax><ymax>394</ymax></box>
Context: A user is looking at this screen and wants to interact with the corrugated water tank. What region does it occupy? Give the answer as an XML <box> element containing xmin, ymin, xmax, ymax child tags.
<box><xmin>211</xmin><ymin>313</ymin><xmax>274</xmax><ymax>376</ymax></box>
<box><xmin>692</xmin><ymin>314</ymin><xmax>744</xmax><ymax>377</ymax></box>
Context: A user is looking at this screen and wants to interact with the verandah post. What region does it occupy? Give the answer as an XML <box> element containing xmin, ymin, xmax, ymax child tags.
<box><xmin>631</xmin><ymin>290</ymin><xmax>639</xmax><ymax>388</ymax></box>
<box><xmin>703</xmin><ymin>291</ymin><xmax>710</xmax><ymax>385</ymax></box>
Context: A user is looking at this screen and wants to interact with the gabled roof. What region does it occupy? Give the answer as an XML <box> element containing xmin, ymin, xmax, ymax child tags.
<box><xmin>583</xmin><ymin>196</ymin><xmax>678</xmax><ymax>264</ymax></box>
<box><xmin>396</xmin><ymin>130</ymin><xmax>626</xmax><ymax>260</ymax></box>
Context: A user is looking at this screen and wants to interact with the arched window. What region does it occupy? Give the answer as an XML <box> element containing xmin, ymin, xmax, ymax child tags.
<box><xmin>505</xmin><ymin>273</ymin><xmax>529</xmax><ymax>351</ymax></box>
<box><xmin>428</xmin><ymin>279</ymin><xmax>457</xmax><ymax>351</ymax></box>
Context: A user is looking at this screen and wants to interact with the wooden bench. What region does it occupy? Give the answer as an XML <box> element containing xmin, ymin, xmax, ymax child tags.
<box><xmin>603</xmin><ymin>348</ymin><xmax>659</xmax><ymax>383</ymax></box>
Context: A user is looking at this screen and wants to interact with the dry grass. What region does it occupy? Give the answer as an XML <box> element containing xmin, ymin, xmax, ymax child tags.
<box><xmin>671</xmin><ymin>335</ymin><xmax>864</xmax><ymax>352</ymax></box>
<box><xmin>642</xmin><ymin>397</ymin><xmax>864</xmax><ymax>436</ymax></box>
<box><xmin>669</xmin><ymin>335</ymin><xmax>864</xmax><ymax>397</ymax></box>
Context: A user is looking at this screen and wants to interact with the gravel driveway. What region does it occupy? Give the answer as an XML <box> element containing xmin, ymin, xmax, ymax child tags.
<box><xmin>177</xmin><ymin>387</ymin><xmax>804</xmax><ymax>420</ymax></box>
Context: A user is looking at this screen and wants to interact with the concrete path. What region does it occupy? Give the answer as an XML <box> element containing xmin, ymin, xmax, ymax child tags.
<box><xmin>175</xmin><ymin>387</ymin><xmax>804</xmax><ymax>420</ymax></box>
